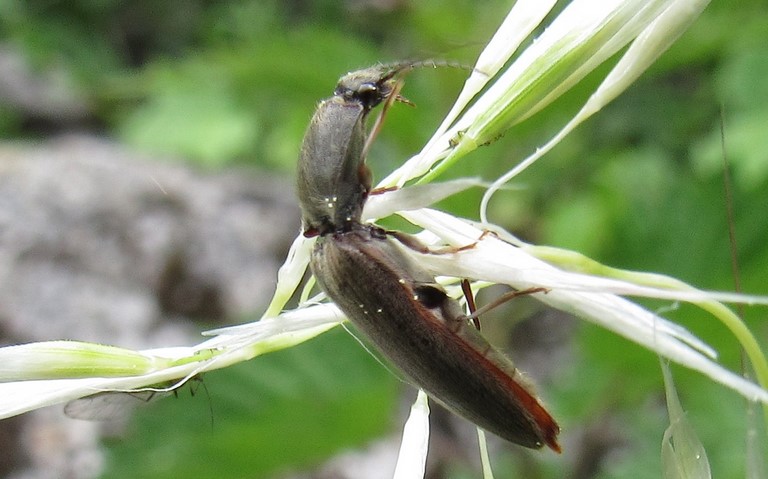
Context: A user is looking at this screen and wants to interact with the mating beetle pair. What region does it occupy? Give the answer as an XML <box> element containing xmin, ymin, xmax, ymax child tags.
<box><xmin>296</xmin><ymin>63</ymin><xmax>560</xmax><ymax>452</ymax></box>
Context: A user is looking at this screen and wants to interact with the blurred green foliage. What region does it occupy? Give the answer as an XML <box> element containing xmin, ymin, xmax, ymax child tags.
<box><xmin>2</xmin><ymin>0</ymin><xmax>768</xmax><ymax>478</ymax></box>
<box><xmin>103</xmin><ymin>329</ymin><xmax>399</xmax><ymax>478</ymax></box>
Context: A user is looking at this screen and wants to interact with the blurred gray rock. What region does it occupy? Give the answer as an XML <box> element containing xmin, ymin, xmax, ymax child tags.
<box><xmin>0</xmin><ymin>45</ymin><xmax>91</xmax><ymax>123</ymax></box>
<box><xmin>0</xmin><ymin>134</ymin><xmax>298</xmax><ymax>478</ymax></box>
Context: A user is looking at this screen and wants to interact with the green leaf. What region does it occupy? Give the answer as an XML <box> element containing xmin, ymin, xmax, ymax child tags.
<box><xmin>118</xmin><ymin>65</ymin><xmax>258</xmax><ymax>168</ymax></box>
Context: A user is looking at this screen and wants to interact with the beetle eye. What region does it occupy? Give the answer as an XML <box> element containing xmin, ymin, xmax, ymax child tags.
<box><xmin>355</xmin><ymin>83</ymin><xmax>381</xmax><ymax>107</ymax></box>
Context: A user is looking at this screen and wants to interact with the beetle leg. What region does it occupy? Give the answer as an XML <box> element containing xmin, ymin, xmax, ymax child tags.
<box><xmin>369</xmin><ymin>185</ymin><xmax>399</xmax><ymax>196</ymax></box>
<box><xmin>465</xmin><ymin>287</ymin><xmax>550</xmax><ymax>322</ymax></box>
<box><xmin>460</xmin><ymin>279</ymin><xmax>482</xmax><ymax>330</ymax></box>
<box><xmin>385</xmin><ymin>229</ymin><xmax>477</xmax><ymax>255</ymax></box>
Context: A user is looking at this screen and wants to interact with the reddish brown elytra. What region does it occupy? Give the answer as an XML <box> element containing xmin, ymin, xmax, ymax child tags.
<box><xmin>310</xmin><ymin>224</ymin><xmax>561</xmax><ymax>451</ymax></box>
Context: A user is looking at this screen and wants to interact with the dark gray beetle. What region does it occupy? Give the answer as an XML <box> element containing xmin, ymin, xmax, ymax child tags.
<box><xmin>297</xmin><ymin>64</ymin><xmax>408</xmax><ymax>237</ymax></box>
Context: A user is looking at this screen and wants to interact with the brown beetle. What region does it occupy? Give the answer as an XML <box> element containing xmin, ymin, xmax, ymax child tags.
<box><xmin>310</xmin><ymin>224</ymin><xmax>560</xmax><ymax>451</ymax></box>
